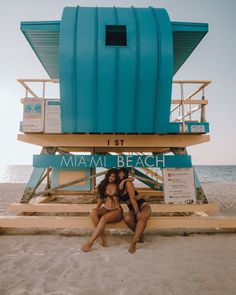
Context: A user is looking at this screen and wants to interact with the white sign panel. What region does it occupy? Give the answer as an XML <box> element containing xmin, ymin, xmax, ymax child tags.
<box><xmin>22</xmin><ymin>98</ymin><xmax>44</xmax><ymax>133</ymax></box>
<box><xmin>190</xmin><ymin>125</ymin><xmax>205</xmax><ymax>133</ymax></box>
<box><xmin>44</xmin><ymin>99</ymin><xmax>61</xmax><ymax>133</ymax></box>
<box><xmin>163</xmin><ymin>167</ymin><xmax>196</xmax><ymax>204</ymax></box>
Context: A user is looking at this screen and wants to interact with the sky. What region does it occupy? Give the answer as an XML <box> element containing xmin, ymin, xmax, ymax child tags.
<box><xmin>0</xmin><ymin>0</ymin><xmax>235</xmax><ymax>169</ymax></box>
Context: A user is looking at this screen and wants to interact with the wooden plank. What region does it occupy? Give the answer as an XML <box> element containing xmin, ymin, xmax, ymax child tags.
<box><xmin>8</xmin><ymin>203</ymin><xmax>219</xmax><ymax>214</ymax></box>
<box><xmin>56</xmin><ymin>147</ymin><xmax>171</xmax><ymax>153</ymax></box>
<box><xmin>171</xmin><ymin>81</ymin><xmax>211</xmax><ymax>112</ymax></box>
<box><xmin>18</xmin><ymin>79</ymin><xmax>59</xmax><ymax>83</ymax></box>
<box><xmin>17</xmin><ymin>80</ymin><xmax>39</xmax><ymax>98</ymax></box>
<box><xmin>171</xmin><ymin>100</ymin><xmax>208</xmax><ymax>105</ymax></box>
<box><xmin>146</xmin><ymin>216</ymin><xmax>236</xmax><ymax>229</ymax></box>
<box><xmin>174</xmin><ymin>105</ymin><xmax>202</xmax><ymax>122</ymax></box>
<box><xmin>95</xmin><ymin>147</ymin><xmax>171</xmax><ymax>153</ymax></box>
<box><xmin>52</xmin><ymin>190</ymin><xmax>163</xmax><ymax>197</ymax></box>
<box><xmin>0</xmin><ymin>216</ymin><xmax>235</xmax><ymax>229</ymax></box>
<box><xmin>173</xmin><ymin>80</ymin><xmax>211</xmax><ymax>84</ymax></box>
<box><xmin>17</xmin><ymin>134</ymin><xmax>210</xmax><ymax>148</ymax></box>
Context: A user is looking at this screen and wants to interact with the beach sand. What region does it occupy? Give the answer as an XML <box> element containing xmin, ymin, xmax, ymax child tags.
<box><xmin>0</xmin><ymin>183</ymin><xmax>236</xmax><ymax>295</ymax></box>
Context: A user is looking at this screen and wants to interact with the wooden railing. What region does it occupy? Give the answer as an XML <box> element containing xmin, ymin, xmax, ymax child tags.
<box><xmin>18</xmin><ymin>79</ymin><xmax>59</xmax><ymax>99</ymax></box>
<box><xmin>18</xmin><ymin>79</ymin><xmax>211</xmax><ymax>124</ymax></box>
<box><xmin>170</xmin><ymin>80</ymin><xmax>211</xmax><ymax>123</ymax></box>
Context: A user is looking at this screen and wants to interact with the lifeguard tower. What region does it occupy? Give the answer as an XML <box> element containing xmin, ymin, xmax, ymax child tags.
<box><xmin>1</xmin><ymin>7</ymin><xmax>235</xmax><ymax>232</ymax></box>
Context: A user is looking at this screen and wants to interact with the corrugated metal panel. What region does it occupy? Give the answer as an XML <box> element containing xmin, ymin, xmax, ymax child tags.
<box><xmin>172</xmin><ymin>22</ymin><xmax>208</xmax><ymax>74</ymax></box>
<box><xmin>21</xmin><ymin>22</ymin><xmax>60</xmax><ymax>79</ymax></box>
<box><xmin>173</xmin><ymin>31</ymin><xmax>207</xmax><ymax>74</ymax></box>
<box><xmin>59</xmin><ymin>7</ymin><xmax>175</xmax><ymax>133</ymax></box>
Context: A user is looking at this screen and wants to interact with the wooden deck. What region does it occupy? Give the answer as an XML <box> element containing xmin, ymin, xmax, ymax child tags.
<box><xmin>17</xmin><ymin>133</ymin><xmax>210</xmax><ymax>150</ymax></box>
<box><xmin>8</xmin><ymin>203</ymin><xmax>219</xmax><ymax>214</ymax></box>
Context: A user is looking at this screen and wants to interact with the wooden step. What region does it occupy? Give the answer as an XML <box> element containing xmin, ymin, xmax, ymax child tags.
<box><xmin>0</xmin><ymin>215</ymin><xmax>236</xmax><ymax>230</ymax></box>
<box><xmin>53</xmin><ymin>190</ymin><xmax>164</xmax><ymax>197</ymax></box>
<box><xmin>8</xmin><ymin>203</ymin><xmax>220</xmax><ymax>214</ymax></box>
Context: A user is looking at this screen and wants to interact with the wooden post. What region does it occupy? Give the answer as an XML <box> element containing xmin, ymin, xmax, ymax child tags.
<box><xmin>200</xmin><ymin>88</ymin><xmax>206</xmax><ymax>122</ymax></box>
<box><xmin>90</xmin><ymin>148</ymin><xmax>96</xmax><ymax>193</ymax></box>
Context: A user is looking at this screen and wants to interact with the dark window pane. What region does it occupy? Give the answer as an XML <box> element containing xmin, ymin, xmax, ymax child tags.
<box><xmin>106</xmin><ymin>25</ymin><xmax>127</xmax><ymax>46</ymax></box>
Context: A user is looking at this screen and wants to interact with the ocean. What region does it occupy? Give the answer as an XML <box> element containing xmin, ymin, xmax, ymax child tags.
<box><xmin>0</xmin><ymin>165</ymin><xmax>235</xmax><ymax>183</ymax></box>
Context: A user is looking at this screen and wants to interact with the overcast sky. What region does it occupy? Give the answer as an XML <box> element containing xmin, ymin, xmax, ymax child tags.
<box><xmin>0</xmin><ymin>0</ymin><xmax>235</xmax><ymax>169</ymax></box>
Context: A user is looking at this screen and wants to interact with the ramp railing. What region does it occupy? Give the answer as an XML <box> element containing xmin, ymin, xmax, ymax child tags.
<box><xmin>170</xmin><ymin>80</ymin><xmax>211</xmax><ymax>124</ymax></box>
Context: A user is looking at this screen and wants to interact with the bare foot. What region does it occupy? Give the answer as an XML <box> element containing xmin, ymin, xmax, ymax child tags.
<box><xmin>138</xmin><ymin>234</ymin><xmax>144</xmax><ymax>243</ymax></box>
<box><xmin>128</xmin><ymin>242</ymin><xmax>136</xmax><ymax>254</ymax></box>
<box><xmin>81</xmin><ymin>241</ymin><xmax>93</xmax><ymax>252</ymax></box>
<box><xmin>99</xmin><ymin>235</ymin><xmax>107</xmax><ymax>247</ymax></box>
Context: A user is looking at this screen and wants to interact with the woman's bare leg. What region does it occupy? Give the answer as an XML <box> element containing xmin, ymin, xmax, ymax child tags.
<box><xmin>81</xmin><ymin>209</ymin><xmax>123</xmax><ymax>252</ymax></box>
<box><xmin>124</xmin><ymin>212</ymin><xmax>144</xmax><ymax>243</ymax></box>
<box><xmin>124</xmin><ymin>211</ymin><xmax>136</xmax><ymax>232</ymax></box>
<box><xmin>90</xmin><ymin>208</ymin><xmax>106</xmax><ymax>246</ymax></box>
<box><xmin>129</xmin><ymin>205</ymin><xmax>151</xmax><ymax>254</ymax></box>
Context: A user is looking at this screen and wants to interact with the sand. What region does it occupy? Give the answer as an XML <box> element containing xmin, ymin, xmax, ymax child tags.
<box><xmin>0</xmin><ymin>183</ymin><xmax>236</xmax><ymax>295</ymax></box>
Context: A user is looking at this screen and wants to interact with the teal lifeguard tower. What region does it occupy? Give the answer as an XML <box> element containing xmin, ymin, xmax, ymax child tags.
<box><xmin>1</xmin><ymin>7</ymin><xmax>235</xmax><ymax>232</ymax></box>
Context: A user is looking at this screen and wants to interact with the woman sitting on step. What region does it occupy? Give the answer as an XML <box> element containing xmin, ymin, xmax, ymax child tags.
<box><xmin>118</xmin><ymin>168</ymin><xmax>151</xmax><ymax>254</ymax></box>
<box><xmin>81</xmin><ymin>168</ymin><xmax>123</xmax><ymax>252</ymax></box>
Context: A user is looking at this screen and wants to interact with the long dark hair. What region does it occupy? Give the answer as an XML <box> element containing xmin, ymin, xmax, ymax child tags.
<box><xmin>118</xmin><ymin>168</ymin><xmax>129</xmax><ymax>180</ymax></box>
<box><xmin>118</xmin><ymin>168</ymin><xmax>130</xmax><ymax>194</ymax></box>
<box><xmin>98</xmin><ymin>168</ymin><xmax>119</xmax><ymax>199</ymax></box>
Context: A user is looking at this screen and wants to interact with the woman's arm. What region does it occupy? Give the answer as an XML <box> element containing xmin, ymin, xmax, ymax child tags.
<box><xmin>96</xmin><ymin>196</ymin><xmax>103</xmax><ymax>210</ymax></box>
<box><xmin>125</xmin><ymin>181</ymin><xmax>140</xmax><ymax>215</ymax></box>
<box><xmin>119</xmin><ymin>177</ymin><xmax>135</xmax><ymax>191</ymax></box>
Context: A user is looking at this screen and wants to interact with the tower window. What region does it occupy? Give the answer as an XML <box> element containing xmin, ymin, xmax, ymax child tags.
<box><xmin>106</xmin><ymin>25</ymin><xmax>127</xmax><ymax>46</ymax></box>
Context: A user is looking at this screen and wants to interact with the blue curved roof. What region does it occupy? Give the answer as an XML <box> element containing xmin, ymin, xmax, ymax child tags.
<box><xmin>21</xmin><ymin>20</ymin><xmax>208</xmax><ymax>79</ymax></box>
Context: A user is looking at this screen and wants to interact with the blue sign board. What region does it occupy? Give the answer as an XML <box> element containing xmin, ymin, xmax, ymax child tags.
<box><xmin>33</xmin><ymin>154</ymin><xmax>192</xmax><ymax>168</ymax></box>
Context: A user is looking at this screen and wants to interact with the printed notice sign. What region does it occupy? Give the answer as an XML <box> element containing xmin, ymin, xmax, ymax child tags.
<box><xmin>163</xmin><ymin>167</ymin><xmax>196</xmax><ymax>204</ymax></box>
<box><xmin>22</xmin><ymin>98</ymin><xmax>44</xmax><ymax>133</ymax></box>
<box><xmin>190</xmin><ymin>125</ymin><xmax>205</xmax><ymax>133</ymax></box>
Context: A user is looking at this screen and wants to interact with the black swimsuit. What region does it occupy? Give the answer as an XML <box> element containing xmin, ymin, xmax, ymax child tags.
<box><xmin>119</xmin><ymin>186</ymin><xmax>146</xmax><ymax>212</ymax></box>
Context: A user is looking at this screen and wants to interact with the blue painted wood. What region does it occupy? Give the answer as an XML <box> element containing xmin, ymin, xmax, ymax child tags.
<box><xmin>93</xmin><ymin>7</ymin><xmax>98</xmax><ymax>131</ymax></box>
<box><xmin>115</xmin><ymin>7</ymin><xmax>136</xmax><ymax>132</ymax></box>
<box><xmin>21</xmin><ymin>21</ymin><xmax>61</xmax><ymax>31</ymax></box>
<box><xmin>134</xmin><ymin>8</ymin><xmax>158</xmax><ymax>132</ymax></box>
<box><xmin>172</xmin><ymin>22</ymin><xmax>208</xmax><ymax>32</ymax></box>
<box><xmin>113</xmin><ymin>7</ymin><xmax>119</xmax><ymax>133</ymax></box>
<box><xmin>75</xmin><ymin>7</ymin><xmax>97</xmax><ymax>132</ymax></box>
<box><xmin>193</xmin><ymin>168</ymin><xmax>202</xmax><ymax>188</ymax></box>
<box><xmin>26</xmin><ymin>168</ymin><xmax>46</xmax><ymax>189</ymax></box>
<box><xmin>152</xmin><ymin>8</ymin><xmax>176</xmax><ymax>133</ymax></box>
<box><xmin>59</xmin><ymin>7</ymin><xmax>77</xmax><ymax>132</ymax></box>
<box><xmin>96</xmin><ymin>8</ymin><xmax>116</xmax><ymax>132</ymax></box>
<box><xmin>59</xmin><ymin>7</ymin><xmax>180</xmax><ymax>134</ymax></box>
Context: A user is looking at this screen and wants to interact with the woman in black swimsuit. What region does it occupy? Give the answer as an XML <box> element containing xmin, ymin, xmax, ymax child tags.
<box><xmin>81</xmin><ymin>168</ymin><xmax>123</xmax><ymax>252</ymax></box>
<box><xmin>118</xmin><ymin>168</ymin><xmax>151</xmax><ymax>253</ymax></box>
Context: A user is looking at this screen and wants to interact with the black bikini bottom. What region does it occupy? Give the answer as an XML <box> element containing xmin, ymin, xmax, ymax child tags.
<box><xmin>127</xmin><ymin>198</ymin><xmax>146</xmax><ymax>212</ymax></box>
